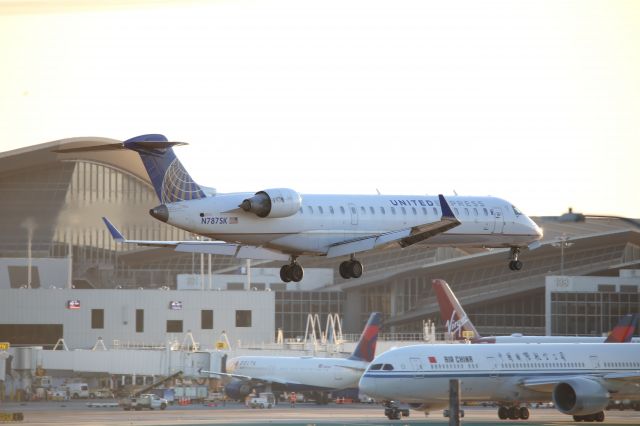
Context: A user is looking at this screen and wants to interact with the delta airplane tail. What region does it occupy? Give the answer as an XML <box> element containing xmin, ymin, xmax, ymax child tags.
<box><xmin>604</xmin><ymin>313</ymin><xmax>638</xmax><ymax>343</ymax></box>
<box><xmin>123</xmin><ymin>134</ymin><xmax>206</xmax><ymax>204</ymax></box>
<box><xmin>432</xmin><ymin>278</ymin><xmax>481</xmax><ymax>339</ymax></box>
<box><xmin>347</xmin><ymin>312</ymin><xmax>382</xmax><ymax>362</ymax></box>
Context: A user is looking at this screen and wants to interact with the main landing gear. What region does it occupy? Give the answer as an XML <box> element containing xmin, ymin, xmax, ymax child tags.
<box><xmin>497</xmin><ymin>405</ymin><xmax>529</xmax><ymax>420</ymax></box>
<box><xmin>573</xmin><ymin>411</ymin><xmax>605</xmax><ymax>422</ymax></box>
<box><xmin>280</xmin><ymin>258</ymin><xmax>304</xmax><ymax>283</ymax></box>
<box><xmin>508</xmin><ymin>247</ymin><xmax>523</xmax><ymax>271</ymax></box>
<box><xmin>339</xmin><ymin>256</ymin><xmax>364</xmax><ymax>279</ymax></box>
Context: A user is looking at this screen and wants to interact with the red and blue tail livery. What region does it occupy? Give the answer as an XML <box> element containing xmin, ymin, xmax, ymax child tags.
<box><xmin>348</xmin><ymin>312</ymin><xmax>382</xmax><ymax>362</ymax></box>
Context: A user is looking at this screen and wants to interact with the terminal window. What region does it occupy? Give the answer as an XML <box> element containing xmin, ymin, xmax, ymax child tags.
<box><xmin>236</xmin><ymin>310</ymin><xmax>252</xmax><ymax>327</ymax></box>
<box><xmin>136</xmin><ymin>309</ymin><xmax>144</xmax><ymax>333</ymax></box>
<box><xmin>167</xmin><ymin>320</ymin><xmax>183</xmax><ymax>333</ymax></box>
<box><xmin>201</xmin><ymin>310</ymin><xmax>213</xmax><ymax>329</ymax></box>
<box><xmin>91</xmin><ymin>309</ymin><xmax>104</xmax><ymax>329</ymax></box>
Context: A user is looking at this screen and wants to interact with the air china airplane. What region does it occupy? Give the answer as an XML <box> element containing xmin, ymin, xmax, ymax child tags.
<box><xmin>201</xmin><ymin>312</ymin><xmax>381</xmax><ymax>401</ymax></box>
<box><xmin>359</xmin><ymin>342</ymin><xmax>640</xmax><ymax>422</ymax></box>
<box><xmin>433</xmin><ymin>279</ymin><xmax>639</xmax><ymax>344</ymax></box>
<box><xmin>68</xmin><ymin>134</ymin><xmax>542</xmax><ymax>283</ymax></box>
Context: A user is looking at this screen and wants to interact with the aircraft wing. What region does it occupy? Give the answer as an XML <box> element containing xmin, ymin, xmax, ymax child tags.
<box><xmin>326</xmin><ymin>194</ymin><xmax>461</xmax><ymax>259</ymax></box>
<box><xmin>102</xmin><ymin>217</ymin><xmax>289</xmax><ymax>261</ymax></box>
<box><xmin>602</xmin><ymin>372</ymin><xmax>640</xmax><ymax>383</ymax></box>
<box><xmin>199</xmin><ymin>369</ymin><xmax>298</xmax><ymax>386</ymax></box>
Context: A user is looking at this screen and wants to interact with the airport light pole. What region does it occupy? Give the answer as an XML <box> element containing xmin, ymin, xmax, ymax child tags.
<box><xmin>551</xmin><ymin>235</ymin><xmax>574</xmax><ymax>276</ymax></box>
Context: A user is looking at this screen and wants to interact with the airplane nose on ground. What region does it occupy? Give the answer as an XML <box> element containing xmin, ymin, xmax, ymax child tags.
<box><xmin>149</xmin><ymin>204</ymin><xmax>169</xmax><ymax>222</ymax></box>
<box><xmin>358</xmin><ymin>375</ymin><xmax>377</xmax><ymax>397</ymax></box>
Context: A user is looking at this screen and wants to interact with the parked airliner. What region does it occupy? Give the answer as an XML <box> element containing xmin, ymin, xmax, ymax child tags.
<box><xmin>200</xmin><ymin>312</ymin><xmax>381</xmax><ymax>401</ymax></box>
<box><xmin>359</xmin><ymin>342</ymin><xmax>640</xmax><ymax>422</ymax></box>
<box><xmin>59</xmin><ymin>134</ymin><xmax>542</xmax><ymax>282</ymax></box>
<box><xmin>433</xmin><ymin>279</ymin><xmax>639</xmax><ymax>343</ymax></box>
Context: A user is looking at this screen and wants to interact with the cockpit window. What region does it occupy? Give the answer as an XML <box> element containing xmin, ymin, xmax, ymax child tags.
<box><xmin>369</xmin><ymin>363</ymin><xmax>383</xmax><ymax>371</ymax></box>
<box><xmin>512</xmin><ymin>205</ymin><xmax>522</xmax><ymax>216</ymax></box>
<box><xmin>382</xmin><ymin>364</ymin><xmax>394</xmax><ymax>371</ymax></box>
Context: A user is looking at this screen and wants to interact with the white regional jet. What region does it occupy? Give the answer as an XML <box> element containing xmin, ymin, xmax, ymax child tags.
<box><xmin>65</xmin><ymin>134</ymin><xmax>542</xmax><ymax>282</ymax></box>
<box><xmin>359</xmin><ymin>342</ymin><xmax>640</xmax><ymax>422</ymax></box>
<box><xmin>201</xmin><ymin>312</ymin><xmax>382</xmax><ymax>401</ymax></box>
<box><xmin>434</xmin><ymin>279</ymin><xmax>639</xmax><ymax>344</ymax></box>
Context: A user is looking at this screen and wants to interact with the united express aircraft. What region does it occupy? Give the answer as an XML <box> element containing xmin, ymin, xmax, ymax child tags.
<box><xmin>359</xmin><ymin>342</ymin><xmax>640</xmax><ymax>422</ymax></box>
<box><xmin>60</xmin><ymin>134</ymin><xmax>543</xmax><ymax>282</ymax></box>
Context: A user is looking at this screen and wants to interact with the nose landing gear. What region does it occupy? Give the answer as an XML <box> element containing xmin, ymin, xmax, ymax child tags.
<box><xmin>508</xmin><ymin>247</ymin><xmax>523</xmax><ymax>271</ymax></box>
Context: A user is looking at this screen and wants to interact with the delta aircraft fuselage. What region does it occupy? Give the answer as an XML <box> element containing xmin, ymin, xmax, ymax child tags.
<box><xmin>160</xmin><ymin>194</ymin><xmax>541</xmax><ymax>256</ymax></box>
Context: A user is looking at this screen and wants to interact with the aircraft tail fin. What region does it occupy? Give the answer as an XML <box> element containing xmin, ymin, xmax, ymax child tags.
<box><xmin>123</xmin><ymin>134</ymin><xmax>206</xmax><ymax>204</ymax></box>
<box><xmin>432</xmin><ymin>279</ymin><xmax>481</xmax><ymax>340</ymax></box>
<box><xmin>604</xmin><ymin>314</ymin><xmax>638</xmax><ymax>343</ymax></box>
<box><xmin>347</xmin><ymin>312</ymin><xmax>382</xmax><ymax>362</ymax></box>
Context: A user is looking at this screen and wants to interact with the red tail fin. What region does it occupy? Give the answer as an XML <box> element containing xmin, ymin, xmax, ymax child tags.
<box><xmin>432</xmin><ymin>279</ymin><xmax>481</xmax><ymax>340</ymax></box>
<box><xmin>604</xmin><ymin>314</ymin><xmax>638</xmax><ymax>343</ymax></box>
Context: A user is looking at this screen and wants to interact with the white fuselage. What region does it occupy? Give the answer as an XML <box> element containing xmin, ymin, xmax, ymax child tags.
<box><xmin>359</xmin><ymin>343</ymin><xmax>640</xmax><ymax>410</ymax></box>
<box><xmin>227</xmin><ymin>355</ymin><xmax>368</xmax><ymax>391</ymax></box>
<box><xmin>163</xmin><ymin>194</ymin><xmax>542</xmax><ymax>256</ymax></box>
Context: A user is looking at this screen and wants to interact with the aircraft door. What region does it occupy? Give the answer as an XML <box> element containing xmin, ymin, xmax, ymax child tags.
<box><xmin>333</xmin><ymin>365</ymin><xmax>344</xmax><ymax>381</ymax></box>
<box><xmin>410</xmin><ymin>357</ymin><xmax>425</xmax><ymax>379</ymax></box>
<box><xmin>485</xmin><ymin>356</ymin><xmax>499</xmax><ymax>380</ymax></box>
<box><xmin>589</xmin><ymin>355</ymin><xmax>600</xmax><ymax>369</ymax></box>
<box><xmin>348</xmin><ymin>203</ymin><xmax>358</xmax><ymax>226</ymax></box>
<box><xmin>491</xmin><ymin>207</ymin><xmax>505</xmax><ymax>234</ymax></box>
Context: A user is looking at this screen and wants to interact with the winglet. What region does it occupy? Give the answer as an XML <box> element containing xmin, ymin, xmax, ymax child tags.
<box><xmin>438</xmin><ymin>194</ymin><xmax>456</xmax><ymax>220</ymax></box>
<box><xmin>102</xmin><ymin>217</ymin><xmax>125</xmax><ymax>242</ymax></box>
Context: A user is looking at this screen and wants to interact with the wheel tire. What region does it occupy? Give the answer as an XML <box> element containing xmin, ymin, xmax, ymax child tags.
<box><xmin>280</xmin><ymin>265</ymin><xmax>292</xmax><ymax>283</ymax></box>
<box><xmin>508</xmin><ymin>406</ymin><xmax>519</xmax><ymax>420</ymax></box>
<box><xmin>290</xmin><ymin>263</ymin><xmax>304</xmax><ymax>282</ymax></box>
<box><xmin>519</xmin><ymin>407</ymin><xmax>529</xmax><ymax>420</ymax></box>
<box><xmin>89</xmin><ymin>393</ymin><xmax>95</xmax><ymax>399</ymax></box>
<box><xmin>339</xmin><ymin>261</ymin><xmax>351</xmax><ymax>279</ymax></box>
<box><xmin>595</xmin><ymin>411</ymin><xmax>605</xmax><ymax>422</ymax></box>
<box><xmin>160</xmin><ymin>403</ymin><xmax>166</xmax><ymax>410</ymax></box>
<box><xmin>498</xmin><ymin>406</ymin><xmax>508</xmax><ymax>420</ymax></box>
<box><xmin>349</xmin><ymin>260</ymin><xmax>363</xmax><ymax>278</ymax></box>
<box><xmin>124</xmin><ymin>407</ymin><xmax>130</xmax><ymax>411</ymax></box>
<box><xmin>513</xmin><ymin>260</ymin><xmax>523</xmax><ymax>271</ymax></box>
<box><xmin>260</xmin><ymin>403</ymin><xmax>265</xmax><ymax>409</ymax></box>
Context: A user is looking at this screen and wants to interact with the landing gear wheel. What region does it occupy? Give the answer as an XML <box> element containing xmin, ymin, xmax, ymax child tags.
<box><xmin>508</xmin><ymin>247</ymin><xmax>523</xmax><ymax>271</ymax></box>
<box><xmin>498</xmin><ymin>406</ymin><xmax>508</xmax><ymax>420</ymax></box>
<box><xmin>507</xmin><ymin>406</ymin><xmax>519</xmax><ymax>420</ymax></box>
<box><xmin>280</xmin><ymin>264</ymin><xmax>292</xmax><ymax>283</ymax></box>
<box><xmin>349</xmin><ymin>260</ymin><xmax>363</xmax><ymax>278</ymax></box>
<box><xmin>290</xmin><ymin>263</ymin><xmax>304</xmax><ymax>282</ymax></box>
<box><xmin>339</xmin><ymin>261</ymin><xmax>352</xmax><ymax>279</ymax></box>
<box><xmin>519</xmin><ymin>406</ymin><xmax>529</xmax><ymax>420</ymax></box>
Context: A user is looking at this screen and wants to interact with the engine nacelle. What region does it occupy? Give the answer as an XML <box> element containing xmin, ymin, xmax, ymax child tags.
<box><xmin>239</xmin><ymin>188</ymin><xmax>302</xmax><ymax>218</ymax></box>
<box><xmin>552</xmin><ymin>378</ymin><xmax>610</xmax><ymax>416</ymax></box>
<box><xmin>224</xmin><ymin>381</ymin><xmax>253</xmax><ymax>401</ymax></box>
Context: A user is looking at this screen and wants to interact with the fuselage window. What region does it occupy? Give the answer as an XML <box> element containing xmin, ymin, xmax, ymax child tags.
<box><xmin>433</xmin><ymin>207</ymin><xmax>438</xmax><ymax>215</ymax></box>
<box><xmin>307</xmin><ymin>206</ymin><xmax>313</xmax><ymax>214</ymax></box>
<box><xmin>380</xmin><ymin>207</ymin><xmax>386</xmax><ymax>215</ymax></box>
<box><xmin>464</xmin><ymin>208</ymin><xmax>469</xmax><ymax>216</ymax></box>
<box><xmin>351</xmin><ymin>207</ymin><xmax>356</xmax><ymax>214</ymax></box>
<box><xmin>422</xmin><ymin>207</ymin><xmax>428</xmax><ymax>215</ymax></box>
<box><xmin>473</xmin><ymin>208</ymin><xmax>478</xmax><ymax>216</ymax></box>
<box><xmin>412</xmin><ymin>207</ymin><xmax>417</xmax><ymax>215</ymax></box>
<box><xmin>318</xmin><ymin>206</ymin><xmax>324</xmax><ymax>214</ymax></box>
<box><xmin>330</xmin><ymin>206</ymin><xmax>335</xmax><ymax>215</ymax></box>
<box><xmin>401</xmin><ymin>207</ymin><xmax>406</xmax><ymax>215</ymax></box>
<box><xmin>512</xmin><ymin>205</ymin><xmax>522</xmax><ymax>216</ymax></box>
<box><xmin>391</xmin><ymin>207</ymin><xmax>396</xmax><ymax>215</ymax></box>
<box><xmin>370</xmin><ymin>363</ymin><xmax>383</xmax><ymax>371</ymax></box>
<box><xmin>360</xmin><ymin>206</ymin><xmax>366</xmax><ymax>214</ymax></box>
<box><xmin>370</xmin><ymin>206</ymin><xmax>375</xmax><ymax>215</ymax></box>
<box><xmin>454</xmin><ymin>208</ymin><xmax>460</xmax><ymax>216</ymax></box>
<box><xmin>382</xmin><ymin>364</ymin><xmax>394</xmax><ymax>371</ymax></box>
<box><xmin>340</xmin><ymin>206</ymin><xmax>346</xmax><ymax>214</ymax></box>
<box><xmin>483</xmin><ymin>208</ymin><xmax>488</xmax><ymax>216</ymax></box>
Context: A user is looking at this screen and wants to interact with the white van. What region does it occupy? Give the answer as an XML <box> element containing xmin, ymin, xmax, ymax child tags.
<box><xmin>62</xmin><ymin>383</ymin><xmax>90</xmax><ymax>399</ymax></box>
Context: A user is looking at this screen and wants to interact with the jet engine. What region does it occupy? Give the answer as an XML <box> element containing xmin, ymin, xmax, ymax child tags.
<box><xmin>224</xmin><ymin>381</ymin><xmax>253</xmax><ymax>401</ymax></box>
<box><xmin>239</xmin><ymin>188</ymin><xmax>302</xmax><ymax>218</ymax></box>
<box><xmin>552</xmin><ymin>378</ymin><xmax>610</xmax><ymax>416</ymax></box>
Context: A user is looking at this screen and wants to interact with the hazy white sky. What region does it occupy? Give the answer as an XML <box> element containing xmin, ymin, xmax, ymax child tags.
<box><xmin>0</xmin><ymin>0</ymin><xmax>638</xmax><ymax>217</ymax></box>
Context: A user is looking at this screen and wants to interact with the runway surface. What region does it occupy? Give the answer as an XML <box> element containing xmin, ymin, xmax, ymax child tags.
<box><xmin>1</xmin><ymin>401</ymin><xmax>639</xmax><ymax>425</ymax></box>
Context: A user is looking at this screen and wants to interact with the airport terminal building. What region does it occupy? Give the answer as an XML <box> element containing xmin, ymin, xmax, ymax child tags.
<box><xmin>1</xmin><ymin>138</ymin><xmax>639</xmax><ymax>349</ymax></box>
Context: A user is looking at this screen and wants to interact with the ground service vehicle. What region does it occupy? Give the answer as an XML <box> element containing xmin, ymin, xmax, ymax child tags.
<box><xmin>122</xmin><ymin>394</ymin><xmax>168</xmax><ymax>411</ymax></box>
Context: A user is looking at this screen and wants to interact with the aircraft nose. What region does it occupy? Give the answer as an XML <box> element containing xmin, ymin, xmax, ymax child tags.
<box><xmin>149</xmin><ymin>204</ymin><xmax>169</xmax><ymax>222</ymax></box>
<box><xmin>533</xmin><ymin>223</ymin><xmax>544</xmax><ymax>239</ymax></box>
<box><xmin>358</xmin><ymin>375</ymin><xmax>377</xmax><ymax>397</ymax></box>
